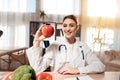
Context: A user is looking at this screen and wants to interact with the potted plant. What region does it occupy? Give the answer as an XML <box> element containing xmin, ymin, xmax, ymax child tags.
<box><xmin>39</xmin><ymin>10</ymin><xmax>47</xmax><ymax>21</ymax></box>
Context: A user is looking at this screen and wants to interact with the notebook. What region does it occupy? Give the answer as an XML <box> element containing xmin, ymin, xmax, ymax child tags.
<box><xmin>64</xmin><ymin>75</ymin><xmax>94</xmax><ymax>80</ymax></box>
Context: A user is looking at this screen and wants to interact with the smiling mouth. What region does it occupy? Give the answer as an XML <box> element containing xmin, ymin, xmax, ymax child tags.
<box><xmin>65</xmin><ymin>31</ymin><xmax>72</xmax><ymax>35</ymax></box>
<box><xmin>65</xmin><ymin>33</ymin><xmax>71</xmax><ymax>36</ymax></box>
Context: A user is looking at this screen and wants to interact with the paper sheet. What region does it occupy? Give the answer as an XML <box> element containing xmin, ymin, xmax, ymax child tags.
<box><xmin>64</xmin><ymin>75</ymin><xmax>94</xmax><ymax>80</ymax></box>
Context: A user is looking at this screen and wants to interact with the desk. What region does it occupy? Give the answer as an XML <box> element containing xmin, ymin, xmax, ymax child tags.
<box><xmin>0</xmin><ymin>47</ymin><xmax>28</xmax><ymax>70</ymax></box>
<box><xmin>0</xmin><ymin>72</ymin><xmax>120</xmax><ymax>80</ymax></box>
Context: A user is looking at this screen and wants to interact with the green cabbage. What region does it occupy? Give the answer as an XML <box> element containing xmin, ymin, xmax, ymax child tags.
<box><xmin>12</xmin><ymin>65</ymin><xmax>36</xmax><ymax>80</ymax></box>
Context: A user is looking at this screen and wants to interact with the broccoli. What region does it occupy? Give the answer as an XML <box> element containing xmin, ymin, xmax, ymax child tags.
<box><xmin>12</xmin><ymin>65</ymin><xmax>36</xmax><ymax>80</ymax></box>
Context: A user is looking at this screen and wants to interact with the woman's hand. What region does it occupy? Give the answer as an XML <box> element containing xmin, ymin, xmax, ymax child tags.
<box><xmin>58</xmin><ymin>66</ymin><xmax>79</xmax><ymax>75</ymax></box>
<box><xmin>33</xmin><ymin>25</ymin><xmax>46</xmax><ymax>48</ymax></box>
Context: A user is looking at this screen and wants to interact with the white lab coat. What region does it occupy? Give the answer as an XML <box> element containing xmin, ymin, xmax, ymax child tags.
<box><xmin>26</xmin><ymin>37</ymin><xmax>105</xmax><ymax>74</ymax></box>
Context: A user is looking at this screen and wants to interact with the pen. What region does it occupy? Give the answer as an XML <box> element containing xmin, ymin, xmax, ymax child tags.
<box><xmin>76</xmin><ymin>77</ymin><xmax>79</xmax><ymax>80</ymax></box>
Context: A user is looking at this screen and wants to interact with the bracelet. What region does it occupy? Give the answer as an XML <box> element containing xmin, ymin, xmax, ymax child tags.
<box><xmin>34</xmin><ymin>39</ymin><xmax>39</xmax><ymax>41</ymax></box>
<box><xmin>33</xmin><ymin>39</ymin><xmax>40</xmax><ymax>44</ymax></box>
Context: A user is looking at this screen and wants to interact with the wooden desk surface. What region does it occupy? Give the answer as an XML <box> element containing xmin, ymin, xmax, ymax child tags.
<box><xmin>0</xmin><ymin>72</ymin><xmax>120</xmax><ymax>80</ymax></box>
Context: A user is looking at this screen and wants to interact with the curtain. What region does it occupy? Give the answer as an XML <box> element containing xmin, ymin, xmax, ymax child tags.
<box><xmin>0</xmin><ymin>0</ymin><xmax>37</xmax><ymax>47</ymax></box>
<box><xmin>80</xmin><ymin>0</ymin><xmax>120</xmax><ymax>51</ymax></box>
<box><xmin>0</xmin><ymin>0</ymin><xmax>81</xmax><ymax>47</ymax></box>
<box><xmin>40</xmin><ymin>0</ymin><xmax>80</xmax><ymax>22</ymax></box>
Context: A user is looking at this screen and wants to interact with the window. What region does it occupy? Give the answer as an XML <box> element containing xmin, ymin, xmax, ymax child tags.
<box><xmin>87</xmin><ymin>0</ymin><xmax>117</xmax><ymax>51</ymax></box>
<box><xmin>0</xmin><ymin>0</ymin><xmax>36</xmax><ymax>12</ymax></box>
<box><xmin>41</xmin><ymin>0</ymin><xmax>80</xmax><ymax>15</ymax></box>
<box><xmin>87</xmin><ymin>27</ymin><xmax>114</xmax><ymax>51</ymax></box>
<box><xmin>88</xmin><ymin>0</ymin><xmax>117</xmax><ymax>18</ymax></box>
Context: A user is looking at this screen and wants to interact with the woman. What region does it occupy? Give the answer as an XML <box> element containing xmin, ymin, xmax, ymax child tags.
<box><xmin>26</xmin><ymin>15</ymin><xmax>105</xmax><ymax>75</ymax></box>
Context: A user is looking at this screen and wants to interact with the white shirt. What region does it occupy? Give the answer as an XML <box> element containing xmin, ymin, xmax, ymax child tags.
<box><xmin>26</xmin><ymin>37</ymin><xmax>105</xmax><ymax>74</ymax></box>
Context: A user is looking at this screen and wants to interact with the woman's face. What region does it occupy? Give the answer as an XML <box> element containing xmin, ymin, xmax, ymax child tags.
<box><xmin>62</xmin><ymin>18</ymin><xmax>78</xmax><ymax>39</ymax></box>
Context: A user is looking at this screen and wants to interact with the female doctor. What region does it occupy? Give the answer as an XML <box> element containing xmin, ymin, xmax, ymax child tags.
<box><xmin>26</xmin><ymin>15</ymin><xmax>105</xmax><ymax>75</ymax></box>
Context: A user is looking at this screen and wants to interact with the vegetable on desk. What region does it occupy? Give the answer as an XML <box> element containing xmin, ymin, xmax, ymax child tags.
<box><xmin>5</xmin><ymin>65</ymin><xmax>53</xmax><ymax>80</ymax></box>
<box><xmin>12</xmin><ymin>65</ymin><xmax>36</xmax><ymax>80</ymax></box>
<box><xmin>5</xmin><ymin>72</ymin><xmax>13</xmax><ymax>80</ymax></box>
<box><xmin>5</xmin><ymin>65</ymin><xmax>36</xmax><ymax>80</ymax></box>
<box><xmin>36</xmin><ymin>72</ymin><xmax>52</xmax><ymax>80</ymax></box>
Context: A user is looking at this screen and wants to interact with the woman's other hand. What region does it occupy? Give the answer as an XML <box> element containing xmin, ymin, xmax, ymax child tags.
<box><xmin>58</xmin><ymin>66</ymin><xmax>79</xmax><ymax>75</ymax></box>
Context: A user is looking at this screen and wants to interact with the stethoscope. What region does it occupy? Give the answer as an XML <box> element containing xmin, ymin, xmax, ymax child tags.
<box><xmin>58</xmin><ymin>44</ymin><xmax>84</xmax><ymax>60</ymax></box>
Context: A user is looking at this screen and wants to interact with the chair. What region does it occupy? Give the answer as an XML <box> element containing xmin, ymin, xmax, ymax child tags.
<box><xmin>8</xmin><ymin>49</ymin><xmax>28</xmax><ymax>70</ymax></box>
<box><xmin>104</xmin><ymin>50</ymin><xmax>120</xmax><ymax>71</ymax></box>
<box><xmin>42</xmin><ymin>40</ymin><xmax>50</xmax><ymax>56</ymax></box>
<box><xmin>43</xmin><ymin>40</ymin><xmax>50</xmax><ymax>48</ymax></box>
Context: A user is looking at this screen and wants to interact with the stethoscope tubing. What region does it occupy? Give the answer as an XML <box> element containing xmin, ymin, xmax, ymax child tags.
<box><xmin>59</xmin><ymin>44</ymin><xmax>84</xmax><ymax>60</ymax></box>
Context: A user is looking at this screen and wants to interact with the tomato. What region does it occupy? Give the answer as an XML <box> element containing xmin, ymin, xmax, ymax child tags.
<box><xmin>5</xmin><ymin>72</ymin><xmax>13</xmax><ymax>80</ymax></box>
<box><xmin>36</xmin><ymin>72</ymin><xmax>52</xmax><ymax>80</ymax></box>
<box><xmin>41</xmin><ymin>25</ymin><xmax>54</xmax><ymax>38</ymax></box>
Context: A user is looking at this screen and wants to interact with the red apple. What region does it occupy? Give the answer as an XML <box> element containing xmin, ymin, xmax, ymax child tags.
<box><xmin>5</xmin><ymin>72</ymin><xmax>13</xmax><ymax>80</ymax></box>
<box><xmin>41</xmin><ymin>25</ymin><xmax>54</xmax><ymax>38</ymax></box>
<box><xmin>36</xmin><ymin>72</ymin><xmax>52</xmax><ymax>80</ymax></box>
